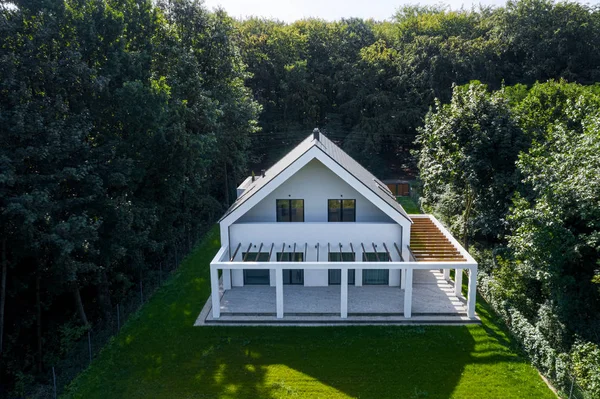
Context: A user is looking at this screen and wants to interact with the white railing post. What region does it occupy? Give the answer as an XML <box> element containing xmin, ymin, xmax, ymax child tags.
<box><xmin>276</xmin><ymin>268</ymin><xmax>284</xmax><ymax>319</ymax></box>
<box><xmin>355</xmin><ymin>244</ymin><xmax>363</xmax><ymax>286</ymax></box>
<box><xmin>401</xmin><ymin>269</ymin><xmax>406</xmax><ymax>289</ymax></box>
<box><xmin>210</xmin><ymin>266</ymin><xmax>220</xmax><ymax>318</ymax></box>
<box><xmin>467</xmin><ymin>266</ymin><xmax>477</xmax><ymax>318</ymax></box>
<box><xmin>454</xmin><ymin>268</ymin><xmax>463</xmax><ymax>297</ymax></box>
<box><xmin>443</xmin><ymin>268</ymin><xmax>450</xmax><ymax>281</ymax></box>
<box><xmin>341</xmin><ymin>268</ymin><xmax>348</xmax><ymax>318</ymax></box>
<box><xmin>404</xmin><ymin>267</ymin><xmax>413</xmax><ymax>318</ymax></box>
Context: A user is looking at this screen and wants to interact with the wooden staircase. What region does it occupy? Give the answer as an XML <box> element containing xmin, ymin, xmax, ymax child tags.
<box><xmin>409</xmin><ymin>218</ymin><xmax>466</xmax><ymax>262</ymax></box>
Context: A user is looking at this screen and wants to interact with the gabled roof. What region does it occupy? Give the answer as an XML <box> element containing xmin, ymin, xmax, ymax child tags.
<box><xmin>220</xmin><ymin>131</ymin><xmax>411</xmax><ymax>223</ymax></box>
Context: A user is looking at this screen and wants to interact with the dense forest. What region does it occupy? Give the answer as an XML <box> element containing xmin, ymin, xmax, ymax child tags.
<box><xmin>417</xmin><ymin>81</ymin><xmax>600</xmax><ymax>396</ymax></box>
<box><xmin>1</xmin><ymin>0</ymin><xmax>599</xmax><ymax>396</ymax></box>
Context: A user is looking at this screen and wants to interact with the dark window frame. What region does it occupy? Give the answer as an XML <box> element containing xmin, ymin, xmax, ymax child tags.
<box><xmin>283</xmin><ymin>269</ymin><xmax>304</xmax><ymax>285</ymax></box>
<box><xmin>242</xmin><ymin>252</ymin><xmax>271</xmax><ymax>285</ymax></box>
<box><xmin>327</xmin><ymin>199</ymin><xmax>356</xmax><ymax>222</ymax></box>
<box><xmin>361</xmin><ymin>252</ymin><xmax>389</xmax><ymax>285</ymax></box>
<box><xmin>276</xmin><ymin>252</ymin><xmax>304</xmax><ymax>284</ymax></box>
<box><xmin>276</xmin><ymin>199</ymin><xmax>304</xmax><ymax>222</ymax></box>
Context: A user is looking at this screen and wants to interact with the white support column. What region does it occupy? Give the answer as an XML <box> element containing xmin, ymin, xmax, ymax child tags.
<box><xmin>454</xmin><ymin>268</ymin><xmax>463</xmax><ymax>297</ymax></box>
<box><xmin>355</xmin><ymin>245</ymin><xmax>363</xmax><ymax>286</ymax></box>
<box><xmin>223</xmin><ymin>269</ymin><xmax>231</xmax><ymax>290</ymax></box>
<box><xmin>276</xmin><ymin>268</ymin><xmax>284</xmax><ymax>319</ymax></box>
<box><xmin>210</xmin><ymin>266</ymin><xmax>220</xmax><ymax>319</ymax></box>
<box><xmin>404</xmin><ymin>267</ymin><xmax>413</xmax><ymax>318</ymax></box>
<box><xmin>443</xmin><ymin>268</ymin><xmax>450</xmax><ymax>281</ymax></box>
<box><xmin>355</xmin><ymin>269</ymin><xmax>362</xmax><ymax>286</ymax></box>
<box><xmin>401</xmin><ymin>269</ymin><xmax>406</xmax><ymax>289</ymax></box>
<box><xmin>467</xmin><ymin>266</ymin><xmax>477</xmax><ymax>318</ymax></box>
<box><xmin>341</xmin><ymin>268</ymin><xmax>348</xmax><ymax>318</ymax></box>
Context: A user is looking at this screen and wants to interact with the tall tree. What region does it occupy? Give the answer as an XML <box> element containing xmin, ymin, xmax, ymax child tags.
<box><xmin>416</xmin><ymin>82</ymin><xmax>526</xmax><ymax>247</ymax></box>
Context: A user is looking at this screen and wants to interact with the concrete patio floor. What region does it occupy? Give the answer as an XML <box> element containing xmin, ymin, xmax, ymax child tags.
<box><xmin>196</xmin><ymin>270</ymin><xmax>479</xmax><ymax>325</ymax></box>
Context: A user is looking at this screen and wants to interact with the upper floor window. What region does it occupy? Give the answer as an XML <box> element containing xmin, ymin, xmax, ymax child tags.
<box><xmin>328</xmin><ymin>199</ymin><xmax>356</xmax><ymax>222</ymax></box>
<box><xmin>276</xmin><ymin>199</ymin><xmax>304</xmax><ymax>222</ymax></box>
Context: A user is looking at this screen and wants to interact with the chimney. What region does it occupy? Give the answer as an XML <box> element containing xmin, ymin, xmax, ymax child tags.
<box><xmin>261</xmin><ymin>169</ymin><xmax>266</xmax><ymax>178</ymax></box>
<box><xmin>313</xmin><ymin>128</ymin><xmax>320</xmax><ymax>141</ymax></box>
<box><xmin>251</xmin><ymin>171</ymin><xmax>255</xmax><ymax>182</ymax></box>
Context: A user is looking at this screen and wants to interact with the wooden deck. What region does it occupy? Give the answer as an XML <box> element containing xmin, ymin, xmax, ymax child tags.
<box><xmin>410</xmin><ymin>217</ymin><xmax>466</xmax><ymax>262</ymax></box>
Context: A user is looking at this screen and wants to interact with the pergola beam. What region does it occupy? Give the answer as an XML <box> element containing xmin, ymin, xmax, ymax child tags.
<box><xmin>254</xmin><ymin>243</ymin><xmax>263</xmax><ymax>261</ymax></box>
<box><xmin>382</xmin><ymin>243</ymin><xmax>392</xmax><ymax>262</ymax></box>
<box><xmin>268</xmin><ymin>243</ymin><xmax>275</xmax><ymax>261</ymax></box>
<box><xmin>242</xmin><ymin>243</ymin><xmax>253</xmax><ymax>262</ymax></box>
<box><xmin>393</xmin><ymin>242</ymin><xmax>404</xmax><ymax>262</ymax></box>
<box><xmin>230</xmin><ymin>243</ymin><xmax>242</xmax><ymax>261</ymax></box>
<box><xmin>371</xmin><ymin>243</ymin><xmax>380</xmax><ymax>261</ymax></box>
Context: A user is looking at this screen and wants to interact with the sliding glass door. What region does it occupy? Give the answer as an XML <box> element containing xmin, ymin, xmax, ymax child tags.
<box><xmin>328</xmin><ymin>252</ymin><xmax>355</xmax><ymax>285</ymax></box>
<box><xmin>243</xmin><ymin>252</ymin><xmax>270</xmax><ymax>285</ymax></box>
<box><xmin>278</xmin><ymin>252</ymin><xmax>304</xmax><ymax>285</ymax></box>
<box><xmin>362</xmin><ymin>252</ymin><xmax>390</xmax><ymax>285</ymax></box>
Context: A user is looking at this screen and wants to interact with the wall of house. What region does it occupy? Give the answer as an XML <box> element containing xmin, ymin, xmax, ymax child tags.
<box><xmin>236</xmin><ymin>159</ymin><xmax>395</xmax><ymax>223</ymax></box>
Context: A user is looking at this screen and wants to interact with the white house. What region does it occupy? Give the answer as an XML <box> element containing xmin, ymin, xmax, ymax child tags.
<box><xmin>207</xmin><ymin>130</ymin><xmax>477</xmax><ymax>322</ymax></box>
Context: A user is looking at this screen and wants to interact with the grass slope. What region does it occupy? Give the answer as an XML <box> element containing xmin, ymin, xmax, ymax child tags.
<box><xmin>65</xmin><ymin>225</ymin><xmax>554</xmax><ymax>399</ymax></box>
<box><xmin>397</xmin><ymin>196</ymin><xmax>421</xmax><ymax>214</ymax></box>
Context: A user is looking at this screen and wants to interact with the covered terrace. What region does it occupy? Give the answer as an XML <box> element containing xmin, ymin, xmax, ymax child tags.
<box><xmin>206</xmin><ymin>214</ymin><xmax>477</xmax><ymax>323</ymax></box>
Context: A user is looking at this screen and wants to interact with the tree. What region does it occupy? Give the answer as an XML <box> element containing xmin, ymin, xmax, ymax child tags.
<box><xmin>416</xmin><ymin>82</ymin><xmax>526</xmax><ymax>247</ymax></box>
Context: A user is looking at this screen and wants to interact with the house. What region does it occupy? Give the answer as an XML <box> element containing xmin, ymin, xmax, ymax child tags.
<box><xmin>206</xmin><ymin>129</ymin><xmax>477</xmax><ymax>323</ymax></box>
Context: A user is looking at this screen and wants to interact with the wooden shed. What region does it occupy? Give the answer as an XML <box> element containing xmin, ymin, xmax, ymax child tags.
<box><xmin>382</xmin><ymin>179</ymin><xmax>411</xmax><ymax>197</ymax></box>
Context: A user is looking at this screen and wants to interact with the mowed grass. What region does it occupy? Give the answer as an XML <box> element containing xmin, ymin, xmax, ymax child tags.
<box><xmin>397</xmin><ymin>196</ymin><xmax>421</xmax><ymax>214</ymax></box>
<box><xmin>64</xmin><ymin>227</ymin><xmax>555</xmax><ymax>399</ymax></box>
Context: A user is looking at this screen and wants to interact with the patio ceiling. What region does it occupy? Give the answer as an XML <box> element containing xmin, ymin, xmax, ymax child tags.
<box><xmin>410</xmin><ymin>217</ymin><xmax>466</xmax><ymax>262</ymax></box>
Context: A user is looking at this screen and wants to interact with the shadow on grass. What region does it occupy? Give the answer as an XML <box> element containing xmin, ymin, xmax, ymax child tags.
<box><xmin>64</xmin><ymin>227</ymin><xmax>553</xmax><ymax>399</ymax></box>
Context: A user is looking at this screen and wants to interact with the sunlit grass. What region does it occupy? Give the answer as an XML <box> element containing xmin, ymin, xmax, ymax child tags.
<box><xmin>64</xmin><ymin>227</ymin><xmax>554</xmax><ymax>399</ymax></box>
<box><xmin>397</xmin><ymin>196</ymin><xmax>421</xmax><ymax>214</ymax></box>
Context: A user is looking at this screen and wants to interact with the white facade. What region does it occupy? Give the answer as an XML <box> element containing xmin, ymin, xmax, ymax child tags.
<box><xmin>210</xmin><ymin>131</ymin><xmax>477</xmax><ymax>321</ymax></box>
<box><xmin>238</xmin><ymin>159</ymin><xmax>394</xmax><ymax>223</ymax></box>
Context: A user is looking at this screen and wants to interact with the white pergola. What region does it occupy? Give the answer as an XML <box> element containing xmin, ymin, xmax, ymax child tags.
<box><xmin>209</xmin><ymin>215</ymin><xmax>478</xmax><ymax>320</ymax></box>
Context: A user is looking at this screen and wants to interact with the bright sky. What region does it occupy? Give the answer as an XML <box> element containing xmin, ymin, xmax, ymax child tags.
<box><xmin>204</xmin><ymin>0</ymin><xmax>600</xmax><ymax>22</ymax></box>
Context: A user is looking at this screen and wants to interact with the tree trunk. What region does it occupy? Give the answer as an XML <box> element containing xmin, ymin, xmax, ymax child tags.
<box><xmin>0</xmin><ymin>238</ymin><xmax>7</xmax><ymax>353</ymax></box>
<box><xmin>36</xmin><ymin>270</ymin><xmax>43</xmax><ymax>373</ymax></box>
<box><xmin>73</xmin><ymin>281</ymin><xmax>89</xmax><ymax>327</ymax></box>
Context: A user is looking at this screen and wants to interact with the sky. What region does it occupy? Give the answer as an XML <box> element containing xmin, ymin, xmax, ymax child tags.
<box><xmin>203</xmin><ymin>0</ymin><xmax>600</xmax><ymax>22</ymax></box>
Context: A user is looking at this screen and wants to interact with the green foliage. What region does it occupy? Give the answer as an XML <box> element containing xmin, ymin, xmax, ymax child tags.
<box><xmin>3</xmin><ymin>0</ymin><xmax>600</xmax><ymax>395</ymax></box>
<box><xmin>571</xmin><ymin>341</ymin><xmax>600</xmax><ymax>398</ymax></box>
<box><xmin>418</xmin><ymin>80</ymin><xmax>600</xmax><ymax>396</ymax></box>
<box><xmin>0</xmin><ymin>0</ymin><xmax>258</xmax><ymax>393</ymax></box>
<box><xmin>416</xmin><ymin>82</ymin><xmax>526</xmax><ymax>246</ymax></box>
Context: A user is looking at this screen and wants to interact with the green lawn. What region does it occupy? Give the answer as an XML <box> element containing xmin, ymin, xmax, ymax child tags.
<box><xmin>64</xmin><ymin>227</ymin><xmax>554</xmax><ymax>399</ymax></box>
<box><xmin>397</xmin><ymin>196</ymin><xmax>421</xmax><ymax>214</ymax></box>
